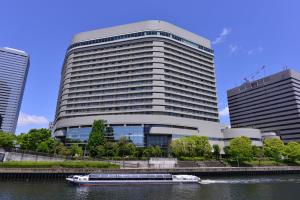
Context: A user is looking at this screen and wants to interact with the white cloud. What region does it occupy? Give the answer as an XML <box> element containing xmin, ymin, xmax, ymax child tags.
<box><xmin>219</xmin><ymin>106</ymin><xmax>229</xmax><ymax>117</ymax></box>
<box><xmin>212</xmin><ymin>28</ymin><xmax>231</xmax><ymax>45</ymax></box>
<box><xmin>247</xmin><ymin>49</ymin><xmax>254</xmax><ymax>55</ymax></box>
<box><xmin>247</xmin><ymin>46</ymin><xmax>263</xmax><ymax>56</ymax></box>
<box><xmin>228</xmin><ymin>45</ymin><xmax>263</xmax><ymax>56</ymax></box>
<box><xmin>229</xmin><ymin>45</ymin><xmax>239</xmax><ymax>54</ymax></box>
<box><xmin>17</xmin><ymin>112</ymin><xmax>49</xmax><ymax>127</ymax></box>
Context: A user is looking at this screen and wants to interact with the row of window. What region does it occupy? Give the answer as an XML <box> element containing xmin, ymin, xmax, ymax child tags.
<box><xmin>165</xmin><ymin>93</ymin><xmax>217</xmax><ymax>107</ymax></box>
<box><xmin>163</xmin><ymin>42</ymin><xmax>213</xmax><ymax>62</ymax></box>
<box><xmin>70</xmin><ymin>57</ymin><xmax>153</xmax><ymax>71</ymax></box>
<box><xmin>164</xmin><ymin>51</ymin><xmax>213</xmax><ymax>71</ymax></box>
<box><xmin>66</xmin><ymin>99</ymin><xmax>153</xmax><ymax>109</ymax></box>
<box><xmin>68</xmin><ymin>30</ymin><xmax>214</xmax><ymax>54</ymax></box>
<box><xmin>164</xmin><ymin>53</ymin><xmax>214</xmax><ymax>72</ymax></box>
<box><xmin>164</xmin><ymin>62</ymin><xmax>214</xmax><ymax>81</ymax></box>
<box><xmin>164</xmin><ymin>111</ymin><xmax>218</xmax><ymax>122</ymax></box>
<box><xmin>229</xmin><ymin>94</ymin><xmax>295</xmax><ymax>113</ymax></box>
<box><xmin>70</xmin><ymin>68</ymin><xmax>153</xmax><ymax>81</ymax></box>
<box><xmin>165</xmin><ymin>72</ymin><xmax>215</xmax><ymax>90</ymax></box>
<box><xmin>164</xmin><ymin>65</ymin><xmax>215</xmax><ymax>83</ymax></box>
<box><xmin>230</xmin><ymin>103</ymin><xmax>297</xmax><ymax>120</ymax></box>
<box><xmin>69</xmin><ymin>80</ymin><xmax>152</xmax><ymax>92</ymax></box>
<box><xmin>73</xmin><ymin>41</ymin><xmax>153</xmax><ymax>57</ymax></box>
<box><xmin>165</xmin><ymin>106</ymin><xmax>218</xmax><ymax>118</ymax></box>
<box><xmin>69</xmin><ymin>74</ymin><xmax>153</xmax><ymax>87</ymax></box>
<box><xmin>68</xmin><ymin>86</ymin><xmax>153</xmax><ymax>97</ymax></box>
<box><xmin>165</xmin><ymin>81</ymin><xmax>216</xmax><ymax>99</ymax></box>
<box><xmin>71</xmin><ymin>63</ymin><xmax>152</xmax><ymax>76</ymax></box>
<box><xmin>165</xmin><ymin>99</ymin><xmax>218</xmax><ymax>113</ymax></box>
<box><xmin>72</xmin><ymin>51</ymin><xmax>153</xmax><ymax>66</ymax></box>
<box><xmin>67</xmin><ymin>92</ymin><xmax>153</xmax><ymax>103</ymax></box>
<box><xmin>229</xmin><ymin>78</ymin><xmax>295</xmax><ymax>100</ymax></box>
<box><xmin>165</xmin><ymin>87</ymin><xmax>217</xmax><ymax>102</ymax></box>
<box><xmin>164</xmin><ymin>57</ymin><xmax>214</xmax><ymax>77</ymax></box>
<box><xmin>73</xmin><ymin>46</ymin><xmax>153</xmax><ymax>61</ymax></box>
<box><xmin>58</xmin><ymin>110</ymin><xmax>219</xmax><ymax>123</ymax></box>
<box><xmin>65</xmin><ymin>105</ymin><xmax>153</xmax><ymax>114</ymax></box>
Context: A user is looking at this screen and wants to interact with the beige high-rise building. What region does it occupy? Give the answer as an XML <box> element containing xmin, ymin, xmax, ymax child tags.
<box><xmin>53</xmin><ymin>20</ymin><xmax>223</xmax><ymax>148</ymax></box>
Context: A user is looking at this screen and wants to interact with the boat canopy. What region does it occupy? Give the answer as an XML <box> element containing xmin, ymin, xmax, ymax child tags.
<box><xmin>88</xmin><ymin>174</ymin><xmax>172</xmax><ymax>179</ymax></box>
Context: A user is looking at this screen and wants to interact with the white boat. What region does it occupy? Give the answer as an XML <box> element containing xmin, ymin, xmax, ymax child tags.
<box><xmin>66</xmin><ymin>174</ymin><xmax>201</xmax><ymax>186</ymax></box>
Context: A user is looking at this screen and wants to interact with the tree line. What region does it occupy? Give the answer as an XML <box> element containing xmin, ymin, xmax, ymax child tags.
<box><xmin>1</xmin><ymin>121</ymin><xmax>300</xmax><ymax>164</ymax></box>
<box><xmin>224</xmin><ymin>136</ymin><xmax>300</xmax><ymax>166</ymax></box>
<box><xmin>0</xmin><ymin>129</ymin><xmax>82</xmax><ymax>157</ymax></box>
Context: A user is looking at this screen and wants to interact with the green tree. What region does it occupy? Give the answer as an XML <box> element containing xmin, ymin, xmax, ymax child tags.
<box><xmin>252</xmin><ymin>146</ymin><xmax>264</xmax><ymax>158</ymax></box>
<box><xmin>151</xmin><ymin>146</ymin><xmax>163</xmax><ymax>157</ymax></box>
<box><xmin>192</xmin><ymin>136</ymin><xmax>212</xmax><ymax>158</ymax></box>
<box><xmin>228</xmin><ymin>136</ymin><xmax>253</xmax><ymax>166</ymax></box>
<box><xmin>37</xmin><ymin>141</ymin><xmax>49</xmax><ymax>153</ymax></box>
<box><xmin>17</xmin><ymin>129</ymin><xmax>51</xmax><ymax>151</ymax></box>
<box><xmin>95</xmin><ymin>145</ymin><xmax>106</xmax><ymax>158</ymax></box>
<box><xmin>170</xmin><ymin>136</ymin><xmax>212</xmax><ymax>158</ymax></box>
<box><xmin>264</xmin><ymin>138</ymin><xmax>285</xmax><ymax>162</ymax></box>
<box><xmin>213</xmin><ymin>144</ymin><xmax>221</xmax><ymax>160</ymax></box>
<box><xmin>0</xmin><ymin>131</ymin><xmax>15</xmax><ymax>148</ymax></box>
<box><xmin>104</xmin><ymin>142</ymin><xmax>119</xmax><ymax>157</ymax></box>
<box><xmin>87</xmin><ymin>120</ymin><xmax>106</xmax><ymax>157</ymax></box>
<box><xmin>143</xmin><ymin>148</ymin><xmax>152</xmax><ymax>158</ymax></box>
<box><xmin>117</xmin><ymin>136</ymin><xmax>137</xmax><ymax>157</ymax></box>
<box><xmin>56</xmin><ymin>143</ymin><xmax>71</xmax><ymax>156</ymax></box>
<box><xmin>170</xmin><ymin>138</ymin><xmax>189</xmax><ymax>157</ymax></box>
<box><xmin>45</xmin><ymin>138</ymin><xmax>60</xmax><ymax>154</ymax></box>
<box><xmin>126</xmin><ymin>143</ymin><xmax>137</xmax><ymax>156</ymax></box>
<box><xmin>284</xmin><ymin>141</ymin><xmax>300</xmax><ymax>162</ymax></box>
<box><xmin>70</xmin><ymin>144</ymin><xmax>83</xmax><ymax>157</ymax></box>
<box><xmin>223</xmin><ymin>146</ymin><xmax>230</xmax><ymax>156</ymax></box>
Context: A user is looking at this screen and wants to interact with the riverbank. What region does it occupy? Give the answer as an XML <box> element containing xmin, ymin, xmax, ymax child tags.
<box><xmin>0</xmin><ymin>161</ymin><xmax>119</xmax><ymax>168</ymax></box>
<box><xmin>1</xmin><ymin>166</ymin><xmax>300</xmax><ymax>180</ymax></box>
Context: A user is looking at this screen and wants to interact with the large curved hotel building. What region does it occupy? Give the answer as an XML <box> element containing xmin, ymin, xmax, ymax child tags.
<box><xmin>53</xmin><ymin>20</ymin><xmax>224</xmax><ymax>147</ymax></box>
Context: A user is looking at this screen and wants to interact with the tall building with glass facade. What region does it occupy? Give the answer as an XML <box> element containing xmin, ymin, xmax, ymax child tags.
<box><xmin>228</xmin><ymin>69</ymin><xmax>300</xmax><ymax>143</ymax></box>
<box><xmin>0</xmin><ymin>47</ymin><xmax>29</xmax><ymax>133</ymax></box>
<box><xmin>53</xmin><ymin>20</ymin><xmax>223</xmax><ymax>148</ymax></box>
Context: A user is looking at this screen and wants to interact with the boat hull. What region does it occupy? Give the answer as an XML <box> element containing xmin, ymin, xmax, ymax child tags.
<box><xmin>66</xmin><ymin>178</ymin><xmax>199</xmax><ymax>186</ymax></box>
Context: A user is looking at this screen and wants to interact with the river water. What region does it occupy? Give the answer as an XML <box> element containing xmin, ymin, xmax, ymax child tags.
<box><xmin>0</xmin><ymin>175</ymin><xmax>299</xmax><ymax>200</ymax></box>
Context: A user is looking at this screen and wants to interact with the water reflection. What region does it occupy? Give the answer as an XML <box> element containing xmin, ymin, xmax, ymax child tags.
<box><xmin>0</xmin><ymin>175</ymin><xmax>299</xmax><ymax>200</ymax></box>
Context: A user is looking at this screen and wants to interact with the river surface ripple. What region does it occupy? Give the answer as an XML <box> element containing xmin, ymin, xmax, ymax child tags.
<box><xmin>0</xmin><ymin>175</ymin><xmax>299</xmax><ymax>200</ymax></box>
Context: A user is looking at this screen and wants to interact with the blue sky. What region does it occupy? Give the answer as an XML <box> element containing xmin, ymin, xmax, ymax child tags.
<box><xmin>0</xmin><ymin>0</ymin><xmax>299</xmax><ymax>134</ymax></box>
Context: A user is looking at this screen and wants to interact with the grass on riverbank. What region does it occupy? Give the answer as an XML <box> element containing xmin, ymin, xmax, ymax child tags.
<box><xmin>0</xmin><ymin>161</ymin><xmax>120</xmax><ymax>168</ymax></box>
<box><xmin>243</xmin><ymin>160</ymin><xmax>285</xmax><ymax>166</ymax></box>
<box><xmin>227</xmin><ymin>160</ymin><xmax>300</xmax><ymax>167</ymax></box>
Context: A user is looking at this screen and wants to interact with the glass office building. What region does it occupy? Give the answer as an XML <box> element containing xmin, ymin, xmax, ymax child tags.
<box><xmin>0</xmin><ymin>47</ymin><xmax>29</xmax><ymax>133</ymax></box>
<box><xmin>53</xmin><ymin>20</ymin><xmax>224</xmax><ymax>148</ymax></box>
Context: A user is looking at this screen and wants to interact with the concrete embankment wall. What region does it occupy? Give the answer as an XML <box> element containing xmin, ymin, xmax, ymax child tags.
<box><xmin>0</xmin><ymin>167</ymin><xmax>300</xmax><ymax>180</ymax></box>
<box><xmin>0</xmin><ymin>150</ymin><xmax>65</xmax><ymax>162</ymax></box>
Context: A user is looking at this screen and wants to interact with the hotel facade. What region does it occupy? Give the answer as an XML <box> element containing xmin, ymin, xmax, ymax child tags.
<box><xmin>53</xmin><ymin>20</ymin><xmax>224</xmax><ymax>148</ymax></box>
